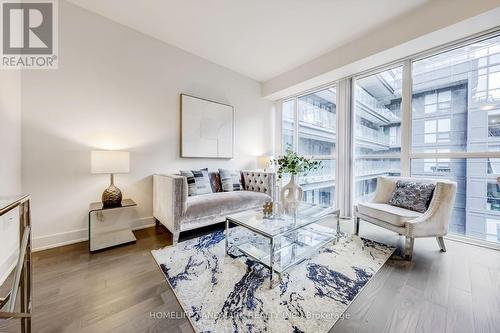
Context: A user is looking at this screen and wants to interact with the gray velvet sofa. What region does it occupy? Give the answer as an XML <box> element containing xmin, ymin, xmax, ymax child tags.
<box><xmin>153</xmin><ymin>170</ymin><xmax>275</xmax><ymax>244</ymax></box>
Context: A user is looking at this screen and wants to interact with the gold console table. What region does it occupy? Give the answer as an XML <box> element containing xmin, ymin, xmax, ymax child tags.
<box><xmin>0</xmin><ymin>195</ymin><xmax>32</xmax><ymax>333</ymax></box>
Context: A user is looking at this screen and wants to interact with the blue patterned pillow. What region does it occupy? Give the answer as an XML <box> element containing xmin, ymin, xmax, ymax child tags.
<box><xmin>388</xmin><ymin>180</ymin><xmax>435</xmax><ymax>213</ymax></box>
<box><xmin>180</xmin><ymin>168</ymin><xmax>213</xmax><ymax>196</ymax></box>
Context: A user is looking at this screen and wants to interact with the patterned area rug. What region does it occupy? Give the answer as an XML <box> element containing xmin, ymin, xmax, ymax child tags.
<box><xmin>152</xmin><ymin>227</ymin><xmax>395</xmax><ymax>333</ymax></box>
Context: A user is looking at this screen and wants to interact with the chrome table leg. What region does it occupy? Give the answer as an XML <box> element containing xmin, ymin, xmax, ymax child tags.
<box><xmin>269</xmin><ymin>237</ymin><xmax>274</xmax><ymax>288</ymax></box>
<box><xmin>225</xmin><ymin>218</ymin><xmax>229</xmax><ymax>256</ymax></box>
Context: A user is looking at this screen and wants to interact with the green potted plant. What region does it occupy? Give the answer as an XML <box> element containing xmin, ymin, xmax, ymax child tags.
<box><xmin>272</xmin><ymin>149</ymin><xmax>322</xmax><ymax>213</ymax></box>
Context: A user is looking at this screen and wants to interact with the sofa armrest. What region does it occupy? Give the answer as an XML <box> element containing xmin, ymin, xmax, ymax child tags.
<box><xmin>241</xmin><ymin>170</ymin><xmax>275</xmax><ymax>198</ymax></box>
<box><xmin>405</xmin><ymin>180</ymin><xmax>457</xmax><ymax>237</ymax></box>
<box><xmin>153</xmin><ymin>174</ymin><xmax>188</xmax><ymax>234</ymax></box>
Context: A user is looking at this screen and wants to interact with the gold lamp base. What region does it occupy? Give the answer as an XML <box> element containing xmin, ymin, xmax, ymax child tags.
<box><xmin>102</xmin><ymin>174</ymin><xmax>122</xmax><ymax>208</ymax></box>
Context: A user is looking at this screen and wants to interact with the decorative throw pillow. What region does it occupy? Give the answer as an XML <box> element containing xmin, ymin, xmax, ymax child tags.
<box><xmin>388</xmin><ymin>180</ymin><xmax>435</xmax><ymax>213</ymax></box>
<box><xmin>180</xmin><ymin>168</ymin><xmax>213</xmax><ymax>196</ymax></box>
<box><xmin>208</xmin><ymin>172</ymin><xmax>223</xmax><ymax>193</ymax></box>
<box><xmin>218</xmin><ymin>169</ymin><xmax>243</xmax><ymax>192</ymax></box>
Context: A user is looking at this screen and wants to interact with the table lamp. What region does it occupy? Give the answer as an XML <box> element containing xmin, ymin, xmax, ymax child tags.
<box><xmin>258</xmin><ymin>155</ymin><xmax>273</xmax><ymax>171</ymax></box>
<box><xmin>91</xmin><ymin>150</ymin><xmax>130</xmax><ymax>208</ymax></box>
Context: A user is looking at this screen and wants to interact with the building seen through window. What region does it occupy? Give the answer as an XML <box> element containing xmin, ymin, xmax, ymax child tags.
<box><xmin>283</xmin><ymin>35</ymin><xmax>500</xmax><ymax>243</ymax></box>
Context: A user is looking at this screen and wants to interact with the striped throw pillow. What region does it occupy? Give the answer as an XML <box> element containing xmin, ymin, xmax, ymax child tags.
<box><xmin>180</xmin><ymin>168</ymin><xmax>213</xmax><ymax>196</ymax></box>
<box><xmin>218</xmin><ymin>169</ymin><xmax>242</xmax><ymax>192</ymax></box>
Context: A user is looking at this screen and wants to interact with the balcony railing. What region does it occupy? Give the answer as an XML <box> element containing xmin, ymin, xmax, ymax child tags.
<box><xmin>354</xmin><ymin>159</ymin><xmax>401</xmax><ymax>177</ymax></box>
<box><xmin>356</xmin><ymin>88</ymin><xmax>400</xmax><ymax>123</ymax></box>
<box><xmin>355</xmin><ymin>125</ymin><xmax>390</xmax><ymax>145</ymax></box>
<box><xmin>298</xmin><ymin>101</ymin><xmax>336</xmax><ymax>130</ymax></box>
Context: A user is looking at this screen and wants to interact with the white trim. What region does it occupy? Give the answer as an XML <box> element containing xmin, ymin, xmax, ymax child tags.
<box><xmin>401</xmin><ymin>60</ymin><xmax>412</xmax><ymax>177</ymax></box>
<box><xmin>275</xmin><ymin>100</ymin><xmax>283</xmax><ymax>156</ymax></box>
<box><xmin>293</xmin><ymin>95</ymin><xmax>298</xmax><ymax>152</ymax></box>
<box><xmin>337</xmin><ymin>78</ymin><xmax>352</xmax><ymax>217</ymax></box>
<box><xmin>33</xmin><ymin>228</ymin><xmax>88</xmax><ymax>252</ymax></box>
<box><xmin>352</xmin><ymin>62</ymin><xmax>405</xmax><ymax>82</ymax></box>
<box><xmin>354</xmin><ymin>154</ymin><xmax>401</xmax><ymax>160</ymax></box>
<box><xmin>445</xmin><ymin>234</ymin><xmax>500</xmax><ymax>252</ymax></box>
<box><xmin>411</xmin><ymin>27</ymin><xmax>500</xmax><ymax>62</ymax></box>
<box><xmin>33</xmin><ymin>216</ymin><xmax>155</xmax><ymax>252</ymax></box>
<box><xmin>410</xmin><ymin>152</ymin><xmax>500</xmax><ymax>159</ymax></box>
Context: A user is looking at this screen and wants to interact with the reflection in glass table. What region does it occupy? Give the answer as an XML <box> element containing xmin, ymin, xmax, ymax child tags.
<box><xmin>225</xmin><ymin>203</ymin><xmax>340</xmax><ymax>288</ymax></box>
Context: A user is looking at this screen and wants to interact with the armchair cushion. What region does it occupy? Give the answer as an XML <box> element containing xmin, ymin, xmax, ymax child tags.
<box><xmin>388</xmin><ymin>180</ymin><xmax>435</xmax><ymax>213</ymax></box>
<box><xmin>357</xmin><ymin>202</ymin><xmax>422</xmax><ymax>226</ymax></box>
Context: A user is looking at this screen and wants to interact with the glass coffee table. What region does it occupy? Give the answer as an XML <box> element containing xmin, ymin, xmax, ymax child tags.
<box><xmin>225</xmin><ymin>203</ymin><xmax>340</xmax><ymax>288</ymax></box>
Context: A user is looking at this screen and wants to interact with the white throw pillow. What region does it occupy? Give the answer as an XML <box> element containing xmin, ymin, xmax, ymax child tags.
<box><xmin>218</xmin><ymin>169</ymin><xmax>242</xmax><ymax>192</ymax></box>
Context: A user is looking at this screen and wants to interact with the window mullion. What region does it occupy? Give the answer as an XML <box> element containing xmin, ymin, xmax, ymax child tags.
<box><xmin>401</xmin><ymin>59</ymin><xmax>412</xmax><ymax>177</ymax></box>
<box><xmin>336</xmin><ymin>78</ymin><xmax>352</xmax><ymax>217</ymax></box>
<box><xmin>275</xmin><ymin>100</ymin><xmax>283</xmax><ymax>157</ymax></box>
<box><xmin>294</xmin><ymin>97</ymin><xmax>299</xmax><ymax>153</ymax></box>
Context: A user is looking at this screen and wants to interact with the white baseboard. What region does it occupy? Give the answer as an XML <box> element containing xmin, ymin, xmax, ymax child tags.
<box><xmin>33</xmin><ymin>216</ymin><xmax>156</xmax><ymax>252</ymax></box>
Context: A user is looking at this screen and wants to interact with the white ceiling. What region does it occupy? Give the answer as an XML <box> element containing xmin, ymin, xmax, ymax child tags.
<box><xmin>67</xmin><ymin>0</ymin><xmax>430</xmax><ymax>82</ymax></box>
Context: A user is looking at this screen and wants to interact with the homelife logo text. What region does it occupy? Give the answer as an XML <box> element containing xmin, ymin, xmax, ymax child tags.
<box><xmin>1</xmin><ymin>0</ymin><xmax>58</xmax><ymax>69</ymax></box>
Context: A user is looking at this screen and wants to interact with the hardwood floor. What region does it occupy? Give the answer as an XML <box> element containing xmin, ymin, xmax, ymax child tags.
<box><xmin>332</xmin><ymin>220</ymin><xmax>500</xmax><ymax>333</ymax></box>
<box><xmin>1</xmin><ymin>221</ymin><xmax>499</xmax><ymax>333</ymax></box>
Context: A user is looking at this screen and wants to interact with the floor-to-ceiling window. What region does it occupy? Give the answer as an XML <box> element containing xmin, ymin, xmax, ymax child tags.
<box><xmin>282</xmin><ymin>99</ymin><xmax>295</xmax><ymax>151</ymax></box>
<box><xmin>281</xmin><ymin>86</ymin><xmax>337</xmax><ymax>207</ymax></box>
<box><xmin>353</xmin><ymin>67</ymin><xmax>403</xmax><ymax>203</ymax></box>
<box><xmin>278</xmin><ymin>31</ymin><xmax>500</xmax><ymax>246</ymax></box>
<box><xmin>411</xmin><ymin>34</ymin><xmax>500</xmax><ymax>243</ymax></box>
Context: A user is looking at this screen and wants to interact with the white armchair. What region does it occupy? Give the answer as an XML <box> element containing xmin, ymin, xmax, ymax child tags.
<box><xmin>354</xmin><ymin>176</ymin><xmax>457</xmax><ymax>260</ymax></box>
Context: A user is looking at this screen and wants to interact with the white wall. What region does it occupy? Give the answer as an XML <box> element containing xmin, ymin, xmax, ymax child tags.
<box><xmin>0</xmin><ymin>70</ymin><xmax>22</xmax><ymax>194</ymax></box>
<box><xmin>0</xmin><ymin>70</ymin><xmax>22</xmax><ymax>284</ymax></box>
<box><xmin>21</xmin><ymin>1</ymin><xmax>274</xmax><ymax>250</ymax></box>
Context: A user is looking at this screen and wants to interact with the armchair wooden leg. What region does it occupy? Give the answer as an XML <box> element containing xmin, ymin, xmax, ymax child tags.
<box><xmin>436</xmin><ymin>236</ymin><xmax>446</xmax><ymax>252</ymax></box>
<box><xmin>404</xmin><ymin>236</ymin><xmax>414</xmax><ymax>261</ymax></box>
<box><xmin>354</xmin><ymin>217</ymin><xmax>360</xmax><ymax>235</ymax></box>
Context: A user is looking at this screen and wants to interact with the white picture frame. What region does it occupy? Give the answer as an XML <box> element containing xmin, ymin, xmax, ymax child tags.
<box><xmin>181</xmin><ymin>94</ymin><xmax>234</xmax><ymax>158</ymax></box>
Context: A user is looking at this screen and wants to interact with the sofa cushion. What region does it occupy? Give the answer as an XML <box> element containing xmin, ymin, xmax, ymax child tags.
<box><xmin>388</xmin><ymin>180</ymin><xmax>435</xmax><ymax>213</ymax></box>
<box><xmin>357</xmin><ymin>202</ymin><xmax>422</xmax><ymax>226</ymax></box>
<box><xmin>219</xmin><ymin>169</ymin><xmax>243</xmax><ymax>192</ymax></box>
<box><xmin>183</xmin><ymin>191</ymin><xmax>271</xmax><ymax>221</ymax></box>
<box><xmin>180</xmin><ymin>168</ymin><xmax>213</xmax><ymax>196</ymax></box>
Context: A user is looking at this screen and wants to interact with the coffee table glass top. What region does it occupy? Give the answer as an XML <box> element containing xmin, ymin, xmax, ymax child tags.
<box><xmin>226</xmin><ymin>203</ymin><xmax>340</xmax><ymax>287</ymax></box>
<box><xmin>236</xmin><ymin>223</ymin><xmax>337</xmax><ymax>274</ymax></box>
<box><xmin>227</xmin><ymin>202</ymin><xmax>338</xmax><ymax>238</ymax></box>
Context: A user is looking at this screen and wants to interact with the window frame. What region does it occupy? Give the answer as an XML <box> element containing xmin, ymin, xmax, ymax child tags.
<box><xmin>279</xmin><ymin>84</ymin><xmax>339</xmax><ymax>209</ymax></box>
<box><xmin>352</xmin><ymin>64</ymin><xmax>405</xmax><ymax>205</ymax></box>
<box><xmin>277</xmin><ymin>28</ymin><xmax>500</xmax><ymax>249</ymax></box>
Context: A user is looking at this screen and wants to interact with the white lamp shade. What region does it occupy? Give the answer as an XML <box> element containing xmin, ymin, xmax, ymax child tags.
<box><xmin>91</xmin><ymin>151</ymin><xmax>130</xmax><ymax>174</ymax></box>
<box><xmin>257</xmin><ymin>155</ymin><xmax>273</xmax><ymax>169</ymax></box>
